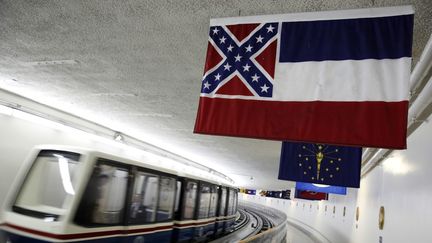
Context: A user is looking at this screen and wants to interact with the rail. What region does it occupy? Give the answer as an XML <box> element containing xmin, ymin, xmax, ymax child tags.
<box><xmin>234</xmin><ymin>209</ymin><xmax>250</xmax><ymax>231</ymax></box>
<box><xmin>210</xmin><ymin>201</ymin><xmax>287</xmax><ymax>243</ymax></box>
<box><xmin>238</xmin><ymin>202</ymin><xmax>287</xmax><ymax>243</ymax></box>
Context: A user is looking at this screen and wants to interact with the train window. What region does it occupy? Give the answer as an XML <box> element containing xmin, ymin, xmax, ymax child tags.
<box><xmin>13</xmin><ymin>150</ymin><xmax>81</xmax><ymax>220</ymax></box>
<box><xmin>218</xmin><ymin>187</ymin><xmax>227</xmax><ymax>216</ymax></box>
<box><xmin>75</xmin><ymin>160</ymin><xmax>129</xmax><ymax>226</ymax></box>
<box><xmin>174</xmin><ymin>180</ymin><xmax>182</xmax><ymax>216</ymax></box>
<box><xmin>182</xmin><ymin>181</ymin><xmax>197</xmax><ymax>220</ymax></box>
<box><xmin>208</xmin><ymin>185</ymin><xmax>219</xmax><ymax>217</ymax></box>
<box><xmin>156</xmin><ymin>176</ymin><xmax>176</xmax><ymax>221</ymax></box>
<box><xmin>198</xmin><ymin>183</ymin><xmax>211</xmax><ymax>219</ymax></box>
<box><xmin>129</xmin><ymin>171</ymin><xmax>159</xmax><ymax>224</ymax></box>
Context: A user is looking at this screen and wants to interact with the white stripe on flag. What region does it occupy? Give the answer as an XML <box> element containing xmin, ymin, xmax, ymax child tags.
<box><xmin>273</xmin><ymin>57</ymin><xmax>411</xmax><ymax>102</ymax></box>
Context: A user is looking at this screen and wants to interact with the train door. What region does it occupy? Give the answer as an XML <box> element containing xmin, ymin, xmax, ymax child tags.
<box><xmin>193</xmin><ymin>181</ymin><xmax>212</xmax><ymax>242</ymax></box>
<box><xmin>172</xmin><ymin>178</ymin><xmax>199</xmax><ymax>243</ymax></box>
<box><xmin>215</xmin><ymin>186</ymin><xmax>227</xmax><ymax>236</ymax></box>
<box><xmin>224</xmin><ymin>188</ymin><xmax>236</xmax><ymax>233</ymax></box>
<box><xmin>74</xmin><ymin>159</ymin><xmax>176</xmax><ymax>243</ymax></box>
<box><xmin>126</xmin><ymin>168</ymin><xmax>176</xmax><ymax>242</ymax></box>
<box><xmin>74</xmin><ymin>159</ymin><xmax>131</xmax><ymax>243</ymax></box>
<box><xmin>208</xmin><ymin>184</ymin><xmax>219</xmax><ymax>239</ymax></box>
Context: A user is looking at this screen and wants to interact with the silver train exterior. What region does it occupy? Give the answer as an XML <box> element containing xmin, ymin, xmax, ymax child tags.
<box><xmin>0</xmin><ymin>145</ymin><xmax>238</xmax><ymax>243</ymax></box>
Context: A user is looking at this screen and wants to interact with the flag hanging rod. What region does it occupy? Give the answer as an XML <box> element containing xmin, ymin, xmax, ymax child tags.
<box><xmin>210</xmin><ymin>5</ymin><xmax>413</xmax><ymax>25</ymax></box>
<box><xmin>361</xmin><ymin>34</ymin><xmax>432</xmax><ymax>177</ymax></box>
<box><xmin>0</xmin><ymin>89</ymin><xmax>235</xmax><ymax>184</ymax></box>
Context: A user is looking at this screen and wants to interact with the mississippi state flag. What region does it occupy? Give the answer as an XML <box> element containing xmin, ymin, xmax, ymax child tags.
<box><xmin>194</xmin><ymin>6</ymin><xmax>414</xmax><ymax>149</ymax></box>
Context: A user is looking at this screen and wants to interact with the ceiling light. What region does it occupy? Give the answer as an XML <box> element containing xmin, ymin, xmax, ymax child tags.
<box><xmin>383</xmin><ymin>156</ymin><xmax>413</xmax><ymax>175</ymax></box>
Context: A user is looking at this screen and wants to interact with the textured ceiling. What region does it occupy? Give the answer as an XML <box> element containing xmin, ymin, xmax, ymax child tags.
<box><xmin>0</xmin><ymin>0</ymin><xmax>431</xmax><ymax>189</ymax></box>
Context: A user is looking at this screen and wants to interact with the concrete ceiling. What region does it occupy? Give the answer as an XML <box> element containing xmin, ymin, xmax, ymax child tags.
<box><xmin>0</xmin><ymin>0</ymin><xmax>431</xmax><ymax>190</ymax></box>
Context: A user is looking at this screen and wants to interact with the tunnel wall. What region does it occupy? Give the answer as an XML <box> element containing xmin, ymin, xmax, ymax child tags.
<box><xmin>2</xmin><ymin>110</ymin><xmax>432</xmax><ymax>243</ymax></box>
<box><xmin>242</xmin><ymin>112</ymin><xmax>432</xmax><ymax>243</ymax></box>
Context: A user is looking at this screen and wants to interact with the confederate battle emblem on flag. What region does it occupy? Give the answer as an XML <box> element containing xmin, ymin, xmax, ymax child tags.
<box><xmin>201</xmin><ymin>23</ymin><xmax>278</xmax><ymax>98</ymax></box>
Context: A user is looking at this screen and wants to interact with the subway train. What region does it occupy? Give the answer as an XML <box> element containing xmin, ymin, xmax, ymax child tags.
<box><xmin>0</xmin><ymin>145</ymin><xmax>238</xmax><ymax>243</ymax></box>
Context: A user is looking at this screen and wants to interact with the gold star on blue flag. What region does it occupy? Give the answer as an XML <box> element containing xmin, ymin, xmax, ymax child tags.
<box><xmin>278</xmin><ymin>142</ymin><xmax>362</xmax><ymax>188</ymax></box>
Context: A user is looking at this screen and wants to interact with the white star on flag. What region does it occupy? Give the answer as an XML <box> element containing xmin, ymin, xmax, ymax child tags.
<box><xmin>266</xmin><ymin>25</ymin><xmax>275</xmax><ymax>33</ymax></box>
<box><xmin>234</xmin><ymin>54</ymin><xmax>242</xmax><ymax>62</ymax></box>
<box><xmin>256</xmin><ymin>35</ymin><xmax>264</xmax><ymax>43</ymax></box>
<box><xmin>214</xmin><ymin>73</ymin><xmax>221</xmax><ymax>81</ymax></box>
<box><xmin>204</xmin><ymin>81</ymin><xmax>211</xmax><ymax>89</ymax></box>
<box><xmin>219</xmin><ymin>36</ymin><xmax>226</xmax><ymax>44</ymax></box>
<box><xmin>212</xmin><ymin>27</ymin><xmax>219</xmax><ymax>35</ymax></box>
<box><xmin>223</xmin><ymin>63</ymin><xmax>232</xmax><ymax>71</ymax></box>
<box><xmin>251</xmin><ymin>73</ymin><xmax>260</xmax><ymax>82</ymax></box>
<box><xmin>245</xmin><ymin>45</ymin><xmax>253</xmax><ymax>52</ymax></box>
<box><xmin>243</xmin><ymin>63</ymin><xmax>251</xmax><ymax>72</ymax></box>
<box><xmin>260</xmin><ymin>84</ymin><xmax>269</xmax><ymax>93</ymax></box>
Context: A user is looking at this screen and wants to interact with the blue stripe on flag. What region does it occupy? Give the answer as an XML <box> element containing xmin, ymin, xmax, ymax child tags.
<box><xmin>296</xmin><ymin>182</ymin><xmax>347</xmax><ymax>195</ymax></box>
<box><xmin>279</xmin><ymin>14</ymin><xmax>413</xmax><ymax>62</ymax></box>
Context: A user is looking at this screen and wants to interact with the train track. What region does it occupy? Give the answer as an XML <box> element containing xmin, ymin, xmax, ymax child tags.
<box><xmin>209</xmin><ymin>206</ymin><xmax>276</xmax><ymax>243</ymax></box>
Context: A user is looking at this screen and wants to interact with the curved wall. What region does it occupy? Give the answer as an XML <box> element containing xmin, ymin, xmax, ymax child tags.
<box><xmin>2</xmin><ymin>109</ymin><xmax>432</xmax><ymax>242</ymax></box>
<box><xmin>242</xmin><ymin>112</ymin><xmax>432</xmax><ymax>243</ymax></box>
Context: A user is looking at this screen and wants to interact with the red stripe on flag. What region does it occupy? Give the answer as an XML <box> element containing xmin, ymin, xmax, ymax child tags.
<box><xmin>194</xmin><ymin>97</ymin><xmax>407</xmax><ymax>149</ymax></box>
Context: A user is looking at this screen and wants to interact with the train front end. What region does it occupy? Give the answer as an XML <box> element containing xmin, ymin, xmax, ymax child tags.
<box><xmin>0</xmin><ymin>147</ymin><xmax>89</xmax><ymax>243</ymax></box>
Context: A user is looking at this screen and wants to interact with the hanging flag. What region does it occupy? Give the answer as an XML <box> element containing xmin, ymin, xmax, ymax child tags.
<box><xmin>281</xmin><ymin>190</ymin><xmax>291</xmax><ymax>199</ymax></box>
<box><xmin>296</xmin><ymin>182</ymin><xmax>347</xmax><ymax>195</ymax></box>
<box><xmin>194</xmin><ymin>6</ymin><xmax>413</xmax><ymax>149</ymax></box>
<box><xmin>246</xmin><ymin>189</ymin><xmax>256</xmax><ymax>195</ymax></box>
<box><xmin>295</xmin><ymin>190</ymin><xmax>328</xmax><ymax>201</ymax></box>
<box><xmin>278</xmin><ymin>142</ymin><xmax>362</xmax><ymax>188</ymax></box>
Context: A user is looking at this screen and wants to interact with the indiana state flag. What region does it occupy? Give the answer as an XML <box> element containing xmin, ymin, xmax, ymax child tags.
<box><xmin>278</xmin><ymin>142</ymin><xmax>362</xmax><ymax>188</ymax></box>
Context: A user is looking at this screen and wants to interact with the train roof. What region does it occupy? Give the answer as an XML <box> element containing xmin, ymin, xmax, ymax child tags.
<box><xmin>32</xmin><ymin>144</ymin><xmax>236</xmax><ymax>188</ymax></box>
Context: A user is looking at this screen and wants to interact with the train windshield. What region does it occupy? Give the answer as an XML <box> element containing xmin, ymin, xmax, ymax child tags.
<box><xmin>13</xmin><ymin>150</ymin><xmax>81</xmax><ymax>221</ymax></box>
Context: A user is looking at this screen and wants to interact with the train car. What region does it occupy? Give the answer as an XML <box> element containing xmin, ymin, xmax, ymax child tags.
<box><xmin>0</xmin><ymin>145</ymin><xmax>238</xmax><ymax>243</ymax></box>
<box><xmin>172</xmin><ymin>179</ymin><xmax>237</xmax><ymax>242</ymax></box>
